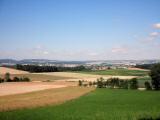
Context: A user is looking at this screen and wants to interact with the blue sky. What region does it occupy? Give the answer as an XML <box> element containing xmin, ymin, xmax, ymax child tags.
<box><xmin>0</xmin><ymin>0</ymin><xmax>160</xmax><ymax>60</ymax></box>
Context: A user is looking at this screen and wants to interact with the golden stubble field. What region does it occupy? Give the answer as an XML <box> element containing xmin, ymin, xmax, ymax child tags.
<box><xmin>37</xmin><ymin>72</ymin><xmax>137</xmax><ymax>82</ymax></box>
<box><xmin>0</xmin><ymin>87</ymin><xmax>95</xmax><ymax>111</ymax></box>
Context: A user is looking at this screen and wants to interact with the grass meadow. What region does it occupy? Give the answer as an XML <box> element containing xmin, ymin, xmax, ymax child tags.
<box><xmin>0</xmin><ymin>89</ymin><xmax>160</xmax><ymax>120</ymax></box>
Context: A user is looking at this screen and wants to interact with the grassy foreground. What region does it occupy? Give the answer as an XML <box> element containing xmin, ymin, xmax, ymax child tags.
<box><xmin>0</xmin><ymin>89</ymin><xmax>160</xmax><ymax>120</ymax></box>
<box><xmin>73</xmin><ymin>69</ymin><xmax>149</xmax><ymax>76</ymax></box>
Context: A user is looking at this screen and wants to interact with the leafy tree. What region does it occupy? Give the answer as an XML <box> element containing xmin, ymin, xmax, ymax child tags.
<box><xmin>4</xmin><ymin>72</ymin><xmax>11</xmax><ymax>82</ymax></box>
<box><xmin>89</xmin><ymin>81</ymin><xmax>92</xmax><ymax>86</ymax></box>
<box><xmin>129</xmin><ymin>78</ymin><xmax>138</xmax><ymax>89</ymax></box>
<box><xmin>22</xmin><ymin>77</ymin><xmax>30</xmax><ymax>82</ymax></box>
<box><xmin>0</xmin><ymin>78</ymin><xmax>4</xmax><ymax>83</ymax></box>
<box><xmin>108</xmin><ymin>78</ymin><xmax>120</xmax><ymax>88</ymax></box>
<box><xmin>97</xmin><ymin>77</ymin><xmax>104</xmax><ymax>88</ymax></box>
<box><xmin>13</xmin><ymin>77</ymin><xmax>20</xmax><ymax>82</ymax></box>
<box><xmin>119</xmin><ymin>80</ymin><xmax>128</xmax><ymax>89</ymax></box>
<box><xmin>78</xmin><ymin>80</ymin><xmax>83</xmax><ymax>86</ymax></box>
<box><xmin>150</xmin><ymin>63</ymin><xmax>160</xmax><ymax>90</ymax></box>
<box><xmin>144</xmin><ymin>81</ymin><xmax>152</xmax><ymax>90</ymax></box>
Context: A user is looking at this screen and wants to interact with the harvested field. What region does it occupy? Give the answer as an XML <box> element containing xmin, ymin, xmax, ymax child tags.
<box><xmin>127</xmin><ymin>67</ymin><xmax>149</xmax><ymax>71</ymax></box>
<box><xmin>0</xmin><ymin>73</ymin><xmax>74</xmax><ymax>82</ymax></box>
<box><xmin>0</xmin><ymin>87</ymin><xmax>94</xmax><ymax>111</ymax></box>
<box><xmin>0</xmin><ymin>67</ymin><xmax>28</xmax><ymax>74</ymax></box>
<box><xmin>38</xmin><ymin>72</ymin><xmax>136</xmax><ymax>82</ymax></box>
<box><xmin>0</xmin><ymin>81</ymin><xmax>77</xmax><ymax>96</ymax></box>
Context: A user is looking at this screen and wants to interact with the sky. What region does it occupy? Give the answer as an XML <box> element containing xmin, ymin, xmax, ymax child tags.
<box><xmin>0</xmin><ymin>0</ymin><xmax>160</xmax><ymax>60</ymax></box>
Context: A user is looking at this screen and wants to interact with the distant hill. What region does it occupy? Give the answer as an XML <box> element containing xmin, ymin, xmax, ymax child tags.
<box><xmin>0</xmin><ymin>59</ymin><xmax>159</xmax><ymax>66</ymax></box>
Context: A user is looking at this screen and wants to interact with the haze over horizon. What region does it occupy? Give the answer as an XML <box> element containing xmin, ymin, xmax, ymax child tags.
<box><xmin>0</xmin><ymin>0</ymin><xmax>160</xmax><ymax>60</ymax></box>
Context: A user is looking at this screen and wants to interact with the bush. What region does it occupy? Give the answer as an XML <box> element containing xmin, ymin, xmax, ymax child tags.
<box><xmin>78</xmin><ymin>80</ymin><xmax>83</xmax><ymax>86</ymax></box>
<box><xmin>22</xmin><ymin>77</ymin><xmax>30</xmax><ymax>82</ymax></box>
<box><xmin>144</xmin><ymin>81</ymin><xmax>152</xmax><ymax>90</ymax></box>
<box><xmin>13</xmin><ymin>77</ymin><xmax>20</xmax><ymax>82</ymax></box>
<box><xmin>119</xmin><ymin>80</ymin><xmax>129</xmax><ymax>89</ymax></box>
<box><xmin>97</xmin><ymin>77</ymin><xmax>105</xmax><ymax>88</ymax></box>
<box><xmin>89</xmin><ymin>81</ymin><xmax>93</xmax><ymax>86</ymax></box>
<box><xmin>4</xmin><ymin>72</ymin><xmax>11</xmax><ymax>82</ymax></box>
<box><xmin>107</xmin><ymin>78</ymin><xmax>120</xmax><ymax>88</ymax></box>
<box><xmin>129</xmin><ymin>78</ymin><xmax>138</xmax><ymax>89</ymax></box>
<box><xmin>0</xmin><ymin>78</ymin><xmax>4</xmax><ymax>83</ymax></box>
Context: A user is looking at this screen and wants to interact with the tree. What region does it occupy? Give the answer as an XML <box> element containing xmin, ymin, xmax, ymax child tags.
<box><xmin>0</xmin><ymin>78</ymin><xmax>4</xmax><ymax>83</ymax></box>
<box><xmin>144</xmin><ymin>81</ymin><xmax>152</xmax><ymax>90</ymax></box>
<box><xmin>89</xmin><ymin>81</ymin><xmax>93</xmax><ymax>86</ymax></box>
<box><xmin>129</xmin><ymin>78</ymin><xmax>138</xmax><ymax>89</ymax></box>
<box><xmin>150</xmin><ymin>63</ymin><xmax>160</xmax><ymax>90</ymax></box>
<box><xmin>119</xmin><ymin>80</ymin><xmax>128</xmax><ymax>89</ymax></box>
<box><xmin>22</xmin><ymin>77</ymin><xmax>30</xmax><ymax>82</ymax></box>
<box><xmin>78</xmin><ymin>80</ymin><xmax>83</xmax><ymax>86</ymax></box>
<box><xmin>4</xmin><ymin>72</ymin><xmax>11</xmax><ymax>82</ymax></box>
<box><xmin>13</xmin><ymin>77</ymin><xmax>20</xmax><ymax>82</ymax></box>
<box><xmin>97</xmin><ymin>77</ymin><xmax>104</xmax><ymax>88</ymax></box>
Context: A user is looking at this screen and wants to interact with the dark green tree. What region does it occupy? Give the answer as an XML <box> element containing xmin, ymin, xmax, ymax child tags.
<box><xmin>129</xmin><ymin>78</ymin><xmax>138</xmax><ymax>89</ymax></box>
<box><xmin>150</xmin><ymin>63</ymin><xmax>160</xmax><ymax>90</ymax></box>
<box><xmin>144</xmin><ymin>81</ymin><xmax>152</xmax><ymax>90</ymax></box>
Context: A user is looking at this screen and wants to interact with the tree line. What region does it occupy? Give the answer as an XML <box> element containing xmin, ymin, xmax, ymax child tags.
<box><xmin>79</xmin><ymin>63</ymin><xmax>160</xmax><ymax>90</ymax></box>
<box><xmin>0</xmin><ymin>73</ymin><xmax>30</xmax><ymax>83</ymax></box>
<box><xmin>16</xmin><ymin>64</ymin><xmax>88</xmax><ymax>73</ymax></box>
<box><xmin>135</xmin><ymin>64</ymin><xmax>154</xmax><ymax>70</ymax></box>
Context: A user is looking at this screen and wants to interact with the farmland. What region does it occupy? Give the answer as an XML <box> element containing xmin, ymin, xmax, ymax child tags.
<box><xmin>73</xmin><ymin>69</ymin><xmax>149</xmax><ymax>76</ymax></box>
<box><xmin>0</xmin><ymin>87</ymin><xmax>94</xmax><ymax>111</ymax></box>
<box><xmin>0</xmin><ymin>73</ymin><xmax>74</xmax><ymax>82</ymax></box>
<box><xmin>0</xmin><ymin>67</ymin><xmax>159</xmax><ymax>120</ymax></box>
<box><xmin>0</xmin><ymin>89</ymin><xmax>160</xmax><ymax>120</ymax></box>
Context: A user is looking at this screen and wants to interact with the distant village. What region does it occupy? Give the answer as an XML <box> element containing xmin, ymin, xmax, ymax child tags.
<box><xmin>0</xmin><ymin>59</ymin><xmax>159</xmax><ymax>70</ymax></box>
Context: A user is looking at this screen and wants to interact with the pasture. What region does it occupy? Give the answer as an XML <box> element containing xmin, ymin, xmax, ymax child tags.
<box><xmin>0</xmin><ymin>89</ymin><xmax>160</xmax><ymax>120</ymax></box>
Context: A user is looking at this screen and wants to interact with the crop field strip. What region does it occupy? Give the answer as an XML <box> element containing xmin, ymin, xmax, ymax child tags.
<box><xmin>0</xmin><ymin>87</ymin><xmax>95</xmax><ymax>111</ymax></box>
<box><xmin>73</xmin><ymin>69</ymin><xmax>149</xmax><ymax>76</ymax></box>
<box><xmin>0</xmin><ymin>89</ymin><xmax>159</xmax><ymax>120</ymax></box>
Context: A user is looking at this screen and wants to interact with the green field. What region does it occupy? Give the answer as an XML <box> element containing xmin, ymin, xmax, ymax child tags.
<box><xmin>73</xmin><ymin>69</ymin><xmax>149</xmax><ymax>76</ymax></box>
<box><xmin>0</xmin><ymin>89</ymin><xmax>160</xmax><ymax>120</ymax></box>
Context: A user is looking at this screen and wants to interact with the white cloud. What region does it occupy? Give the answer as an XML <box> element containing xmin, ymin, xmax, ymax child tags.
<box><xmin>153</xmin><ymin>23</ymin><xmax>160</xmax><ymax>29</ymax></box>
<box><xmin>43</xmin><ymin>51</ymin><xmax>49</xmax><ymax>55</ymax></box>
<box><xmin>111</xmin><ymin>46</ymin><xmax>128</xmax><ymax>54</ymax></box>
<box><xmin>88</xmin><ymin>52</ymin><xmax>98</xmax><ymax>56</ymax></box>
<box><xmin>150</xmin><ymin>32</ymin><xmax>159</xmax><ymax>37</ymax></box>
